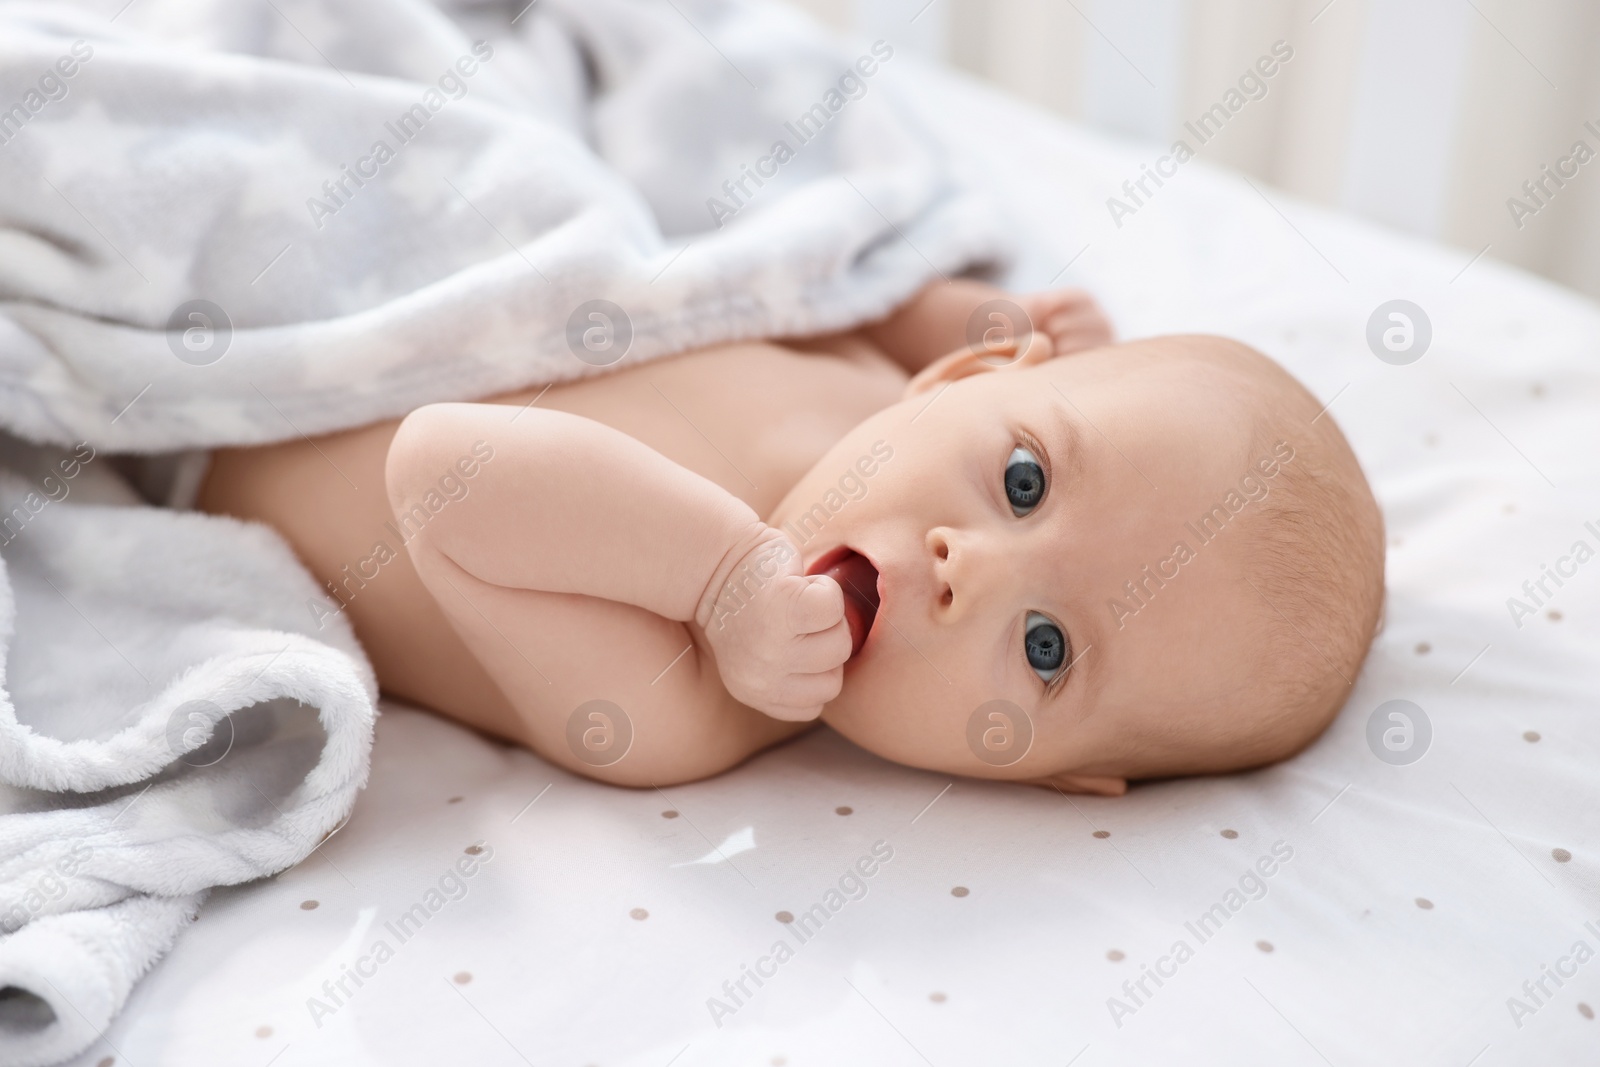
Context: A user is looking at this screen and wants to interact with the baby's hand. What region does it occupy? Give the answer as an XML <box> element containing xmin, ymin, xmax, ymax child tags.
<box><xmin>1017</xmin><ymin>288</ymin><xmax>1114</xmax><ymax>356</ymax></box>
<box><xmin>696</xmin><ymin>527</ymin><xmax>852</xmax><ymax>721</ymax></box>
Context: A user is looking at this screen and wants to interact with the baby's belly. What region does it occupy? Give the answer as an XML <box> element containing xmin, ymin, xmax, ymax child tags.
<box><xmin>198</xmin><ymin>340</ymin><xmax>905</xmax><ymax>731</ymax></box>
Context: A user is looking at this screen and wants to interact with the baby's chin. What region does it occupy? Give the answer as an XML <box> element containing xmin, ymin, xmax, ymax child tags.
<box><xmin>819</xmin><ymin>688</ymin><xmax>994</xmax><ymax>776</ymax></box>
<box><xmin>824</xmin><ymin>673</ymin><xmax>1125</xmax><ymax>784</ymax></box>
<box><xmin>818</xmin><ymin>689</ymin><xmax>926</xmax><ymax>767</ymax></box>
<box><xmin>818</xmin><ymin>705</ymin><xmax>1064</xmax><ymax>783</ymax></box>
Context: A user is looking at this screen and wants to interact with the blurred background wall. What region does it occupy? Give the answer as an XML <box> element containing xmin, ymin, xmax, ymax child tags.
<box><xmin>789</xmin><ymin>0</ymin><xmax>1600</xmax><ymax>301</ymax></box>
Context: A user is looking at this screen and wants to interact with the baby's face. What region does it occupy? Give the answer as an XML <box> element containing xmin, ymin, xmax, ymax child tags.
<box><xmin>768</xmin><ymin>338</ymin><xmax>1284</xmax><ymax>792</ymax></box>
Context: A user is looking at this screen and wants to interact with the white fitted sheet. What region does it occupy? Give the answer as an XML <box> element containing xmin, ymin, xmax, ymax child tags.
<box><xmin>76</xmin><ymin>57</ymin><xmax>1600</xmax><ymax>1067</ymax></box>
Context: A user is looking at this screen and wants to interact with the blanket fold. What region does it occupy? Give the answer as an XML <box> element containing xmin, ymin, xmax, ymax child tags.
<box><xmin>0</xmin><ymin>0</ymin><xmax>1007</xmax><ymax>452</ymax></box>
<box><xmin>0</xmin><ymin>0</ymin><xmax>1012</xmax><ymax>1062</ymax></box>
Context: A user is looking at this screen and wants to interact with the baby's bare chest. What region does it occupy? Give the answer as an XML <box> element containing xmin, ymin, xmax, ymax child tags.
<box><xmin>510</xmin><ymin>342</ymin><xmax>907</xmax><ymax>517</ymax></box>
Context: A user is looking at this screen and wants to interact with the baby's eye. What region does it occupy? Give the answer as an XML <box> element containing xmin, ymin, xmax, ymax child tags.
<box><xmin>1024</xmin><ymin>611</ymin><xmax>1068</xmax><ymax>682</ymax></box>
<box><xmin>1005</xmin><ymin>446</ymin><xmax>1046</xmax><ymax>516</ymax></box>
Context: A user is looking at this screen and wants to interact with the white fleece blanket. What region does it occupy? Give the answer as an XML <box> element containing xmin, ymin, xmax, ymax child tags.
<box><xmin>0</xmin><ymin>2</ymin><xmax>1004</xmax><ymax>1063</ymax></box>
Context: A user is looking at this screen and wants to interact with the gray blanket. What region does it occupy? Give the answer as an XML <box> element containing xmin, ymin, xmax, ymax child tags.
<box><xmin>0</xmin><ymin>1</ymin><xmax>1009</xmax><ymax>1063</ymax></box>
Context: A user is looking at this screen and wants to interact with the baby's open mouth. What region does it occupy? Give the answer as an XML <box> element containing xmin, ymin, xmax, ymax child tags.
<box><xmin>808</xmin><ymin>547</ymin><xmax>880</xmax><ymax>658</ymax></box>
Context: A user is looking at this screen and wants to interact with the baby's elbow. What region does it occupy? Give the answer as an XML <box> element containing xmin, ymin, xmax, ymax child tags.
<box><xmin>385</xmin><ymin>403</ymin><xmax>475</xmax><ymax>517</ymax></box>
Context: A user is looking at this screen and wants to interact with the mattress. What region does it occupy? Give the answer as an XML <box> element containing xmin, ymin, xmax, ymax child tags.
<box><xmin>76</xmin><ymin>53</ymin><xmax>1600</xmax><ymax>1067</ymax></box>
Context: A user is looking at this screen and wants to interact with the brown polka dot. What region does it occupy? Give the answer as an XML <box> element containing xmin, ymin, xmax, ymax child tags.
<box><xmin>465</xmin><ymin>844</ymin><xmax>484</xmax><ymax>856</ymax></box>
<box><xmin>97</xmin><ymin>1059</ymin><xmax>114</xmax><ymax>1067</ymax></box>
<box><xmin>1524</xmin><ymin>731</ymin><xmax>1541</xmax><ymax>743</ymax></box>
<box><xmin>1424</xmin><ymin>433</ymin><xmax>1439</xmax><ymax>447</ymax></box>
<box><xmin>630</xmin><ymin>907</ymin><xmax>649</xmax><ymax>920</ymax></box>
<box><xmin>1548</xmin><ymin>610</ymin><xmax>1563</xmax><ymax>622</ymax></box>
<box><xmin>661</xmin><ymin>810</ymin><xmax>679</xmax><ymax>819</ymax></box>
<box><xmin>775</xmin><ymin>911</ymin><xmax>794</xmax><ymax>924</ymax></box>
<box><xmin>1107</xmin><ymin>949</ymin><xmax>1125</xmax><ymax>962</ymax></box>
<box><xmin>255</xmin><ymin>1026</ymin><xmax>272</xmax><ymax>1038</ymax></box>
<box><xmin>453</xmin><ymin>971</ymin><xmax>472</xmax><ymax>985</ymax></box>
<box><xmin>1092</xmin><ymin>830</ymin><xmax>1110</xmax><ymax>839</ymax></box>
<box><xmin>772</xmin><ymin>1058</ymin><xmax>788</xmax><ymax>1067</ymax></box>
<box><xmin>299</xmin><ymin>900</ymin><xmax>319</xmax><ymax>911</ymax></box>
<box><xmin>1532</xmin><ymin>384</ymin><xmax>1546</xmax><ymax>397</ymax></box>
<box><xmin>447</xmin><ymin>796</ymin><xmax>463</xmax><ymax>804</ymax></box>
<box><xmin>1580</xmin><ymin>1003</ymin><xmax>1594</xmax><ymax>1020</ymax></box>
<box><xmin>1416</xmin><ymin>898</ymin><xmax>1433</xmax><ymax>910</ymax></box>
<box><xmin>1255</xmin><ymin>940</ymin><xmax>1274</xmax><ymax>953</ymax></box>
<box><xmin>1414</xmin><ymin>642</ymin><xmax>1431</xmax><ymax>655</ymax></box>
<box><xmin>929</xmin><ymin>991</ymin><xmax>947</xmax><ymax>1003</ymax></box>
<box><xmin>1220</xmin><ymin>829</ymin><xmax>1238</xmax><ymax>839</ymax></box>
<box><xmin>835</xmin><ymin>806</ymin><xmax>853</xmax><ymax>816</ymax></box>
<box><xmin>951</xmin><ymin>886</ymin><xmax>970</xmax><ymax>898</ymax></box>
<box><xmin>1553</xmin><ymin>848</ymin><xmax>1572</xmax><ymax>863</ymax></box>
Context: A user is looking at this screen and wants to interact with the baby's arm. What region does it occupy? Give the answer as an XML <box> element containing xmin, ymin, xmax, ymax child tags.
<box><xmin>386</xmin><ymin>404</ymin><xmax>851</xmax><ymax>720</ymax></box>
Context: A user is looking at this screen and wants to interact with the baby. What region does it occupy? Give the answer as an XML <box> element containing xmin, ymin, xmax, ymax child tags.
<box><xmin>198</xmin><ymin>279</ymin><xmax>1385</xmax><ymax>794</ymax></box>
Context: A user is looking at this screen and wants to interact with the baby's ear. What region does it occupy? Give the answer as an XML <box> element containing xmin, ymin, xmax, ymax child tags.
<box><xmin>902</xmin><ymin>330</ymin><xmax>1056</xmax><ymax>399</ymax></box>
<box><xmin>1025</xmin><ymin>772</ymin><xmax>1129</xmax><ymax>797</ymax></box>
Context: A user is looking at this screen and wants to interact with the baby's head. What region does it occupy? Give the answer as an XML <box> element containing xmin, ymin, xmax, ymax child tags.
<box><xmin>768</xmin><ymin>333</ymin><xmax>1384</xmax><ymax>794</ymax></box>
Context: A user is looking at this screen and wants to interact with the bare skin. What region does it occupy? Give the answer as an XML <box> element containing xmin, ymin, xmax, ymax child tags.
<box><xmin>199</xmin><ymin>281</ymin><xmax>1115</xmax><ymax>786</ymax></box>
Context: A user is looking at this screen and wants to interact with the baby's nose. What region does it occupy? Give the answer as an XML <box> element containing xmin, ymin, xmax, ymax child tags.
<box><xmin>927</xmin><ymin>527</ymin><xmax>994</xmax><ymax>620</ymax></box>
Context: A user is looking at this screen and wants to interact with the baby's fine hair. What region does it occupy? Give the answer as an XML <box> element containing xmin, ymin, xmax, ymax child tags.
<box><xmin>1118</xmin><ymin>338</ymin><xmax>1386</xmax><ymax>779</ymax></box>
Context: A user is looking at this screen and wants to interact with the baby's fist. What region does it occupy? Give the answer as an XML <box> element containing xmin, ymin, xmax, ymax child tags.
<box><xmin>1017</xmin><ymin>288</ymin><xmax>1113</xmax><ymax>356</ymax></box>
<box><xmin>697</xmin><ymin>527</ymin><xmax>853</xmax><ymax>721</ymax></box>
